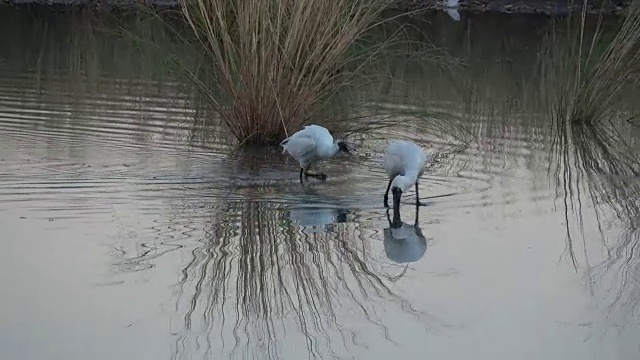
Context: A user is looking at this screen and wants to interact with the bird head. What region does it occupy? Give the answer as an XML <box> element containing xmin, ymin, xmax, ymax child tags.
<box><xmin>336</xmin><ymin>140</ymin><xmax>351</xmax><ymax>154</ymax></box>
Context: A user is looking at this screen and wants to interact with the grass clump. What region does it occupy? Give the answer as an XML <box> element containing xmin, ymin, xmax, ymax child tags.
<box><xmin>541</xmin><ymin>0</ymin><xmax>640</xmax><ymax>125</ymax></box>
<box><xmin>179</xmin><ymin>0</ymin><xmax>392</xmax><ymax>145</ymax></box>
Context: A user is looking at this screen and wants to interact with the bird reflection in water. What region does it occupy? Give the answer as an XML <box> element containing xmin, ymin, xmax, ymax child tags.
<box><xmin>384</xmin><ymin>204</ymin><xmax>428</xmax><ymax>264</ymax></box>
<box><xmin>287</xmin><ymin>203</ymin><xmax>349</xmax><ymax>233</ymax></box>
<box><xmin>444</xmin><ymin>0</ymin><xmax>461</xmax><ymax>22</ymax></box>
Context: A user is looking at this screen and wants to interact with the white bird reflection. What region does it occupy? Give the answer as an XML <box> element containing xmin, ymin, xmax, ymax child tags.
<box><xmin>384</xmin><ymin>204</ymin><xmax>428</xmax><ymax>263</ymax></box>
<box><xmin>287</xmin><ymin>203</ymin><xmax>348</xmax><ymax>233</ymax></box>
<box><xmin>284</xmin><ymin>186</ymin><xmax>351</xmax><ymax>233</ymax></box>
<box><xmin>445</xmin><ymin>0</ymin><xmax>461</xmax><ymax>21</ymax></box>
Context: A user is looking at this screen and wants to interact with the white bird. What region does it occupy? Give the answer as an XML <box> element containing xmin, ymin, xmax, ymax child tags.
<box><xmin>280</xmin><ymin>124</ymin><xmax>351</xmax><ymax>183</ymax></box>
<box><xmin>383</xmin><ymin>140</ymin><xmax>433</xmax><ymax>209</ymax></box>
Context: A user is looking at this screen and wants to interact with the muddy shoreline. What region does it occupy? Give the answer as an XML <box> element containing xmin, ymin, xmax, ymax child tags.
<box><xmin>0</xmin><ymin>0</ymin><xmax>631</xmax><ymax>15</ymax></box>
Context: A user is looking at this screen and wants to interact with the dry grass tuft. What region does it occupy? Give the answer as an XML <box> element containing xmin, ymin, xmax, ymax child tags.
<box><xmin>179</xmin><ymin>0</ymin><xmax>393</xmax><ymax>145</ymax></box>
<box><xmin>541</xmin><ymin>0</ymin><xmax>640</xmax><ymax>125</ymax></box>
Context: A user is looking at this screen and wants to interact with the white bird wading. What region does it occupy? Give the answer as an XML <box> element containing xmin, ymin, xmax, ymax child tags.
<box><xmin>383</xmin><ymin>140</ymin><xmax>435</xmax><ymax>210</ymax></box>
<box><xmin>280</xmin><ymin>125</ymin><xmax>351</xmax><ymax>184</ymax></box>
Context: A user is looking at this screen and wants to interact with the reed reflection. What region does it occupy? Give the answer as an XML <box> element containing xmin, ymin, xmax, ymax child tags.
<box><xmin>541</xmin><ymin>8</ymin><xmax>640</xmax><ymax>320</ymax></box>
<box><xmin>551</xmin><ymin>108</ymin><xmax>640</xmax><ymax>317</ymax></box>
<box><xmin>551</xmin><ymin>67</ymin><xmax>640</xmax><ymax>318</ymax></box>
<box><xmin>171</xmin><ymin>198</ymin><xmax>425</xmax><ymax>360</ymax></box>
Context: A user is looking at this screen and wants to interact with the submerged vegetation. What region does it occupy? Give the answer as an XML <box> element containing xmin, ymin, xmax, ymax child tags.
<box><xmin>178</xmin><ymin>0</ymin><xmax>393</xmax><ymax>145</ymax></box>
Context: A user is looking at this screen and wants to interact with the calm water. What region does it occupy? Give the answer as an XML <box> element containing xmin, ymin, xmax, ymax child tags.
<box><xmin>1</xmin><ymin>7</ymin><xmax>639</xmax><ymax>360</ymax></box>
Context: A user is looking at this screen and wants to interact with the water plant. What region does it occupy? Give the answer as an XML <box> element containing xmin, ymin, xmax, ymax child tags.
<box><xmin>179</xmin><ymin>0</ymin><xmax>393</xmax><ymax>145</ymax></box>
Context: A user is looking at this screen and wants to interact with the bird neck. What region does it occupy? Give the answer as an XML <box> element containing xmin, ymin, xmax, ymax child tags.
<box><xmin>403</xmin><ymin>170</ymin><xmax>419</xmax><ymax>182</ymax></box>
<box><xmin>394</xmin><ymin>172</ymin><xmax>418</xmax><ymax>191</ymax></box>
<box><xmin>320</xmin><ymin>142</ymin><xmax>340</xmax><ymax>158</ymax></box>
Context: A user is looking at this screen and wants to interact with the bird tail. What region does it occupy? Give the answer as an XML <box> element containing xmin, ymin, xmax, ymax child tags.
<box><xmin>279</xmin><ymin>138</ymin><xmax>290</xmax><ymax>154</ymax></box>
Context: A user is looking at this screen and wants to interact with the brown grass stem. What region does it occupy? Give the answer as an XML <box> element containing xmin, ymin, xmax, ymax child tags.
<box><xmin>179</xmin><ymin>0</ymin><xmax>394</xmax><ymax>145</ymax></box>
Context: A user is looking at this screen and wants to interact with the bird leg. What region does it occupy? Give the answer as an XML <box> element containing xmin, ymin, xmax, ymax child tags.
<box><xmin>415</xmin><ymin>182</ymin><xmax>425</xmax><ymax>206</ymax></box>
<box><xmin>299</xmin><ymin>168</ymin><xmax>305</xmax><ymax>184</ymax></box>
<box><xmin>383</xmin><ymin>177</ymin><xmax>393</xmax><ymax>208</ymax></box>
<box><xmin>304</xmin><ymin>165</ymin><xmax>327</xmax><ymax>181</ymax></box>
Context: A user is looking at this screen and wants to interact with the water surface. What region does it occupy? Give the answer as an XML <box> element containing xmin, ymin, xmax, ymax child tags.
<box><xmin>1</xmin><ymin>7</ymin><xmax>639</xmax><ymax>360</ymax></box>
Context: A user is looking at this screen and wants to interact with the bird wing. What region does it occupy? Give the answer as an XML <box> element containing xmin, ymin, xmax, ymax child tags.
<box><xmin>282</xmin><ymin>136</ymin><xmax>317</xmax><ymax>162</ymax></box>
<box><xmin>383</xmin><ymin>150</ymin><xmax>404</xmax><ymax>177</ymax></box>
<box><xmin>384</xmin><ymin>140</ymin><xmax>413</xmax><ymax>176</ymax></box>
<box><xmin>281</xmin><ymin>124</ymin><xmax>334</xmax><ymax>157</ymax></box>
<box><xmin>281</xmin><ymin>126</ymin><xmax>314</xmax><ymax>151</ymax></box>
<box><xmin>300</xmin><ymin>124</ymin><xmax>334</xmax><ymax>147</ymax></box>
<box><xmin>384</xmin><ymin>140</ymin><xmax>431</xmax><ymax>177</ymax></box>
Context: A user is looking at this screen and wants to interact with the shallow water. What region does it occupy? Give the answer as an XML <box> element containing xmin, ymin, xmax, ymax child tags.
<box><xmin>1</xmin><ymin>7</ymin><xmax>639</xmax><ymax>360</ymax></box>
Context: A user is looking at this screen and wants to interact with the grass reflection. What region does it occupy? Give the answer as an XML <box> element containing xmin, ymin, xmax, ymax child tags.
<box><xmin>549</xmin><ymin>96</ymin><xmax>640</xmax><ymax>321</ymax></box>
<box><xmin>543</xmin><ymin>2</ymin><xmax>640</xmax><ymax>319</ymax></box>
<box><xmin>171</xmin><ymin>199</ymin><xmax>427</xmax><ymax>360</ymax></box>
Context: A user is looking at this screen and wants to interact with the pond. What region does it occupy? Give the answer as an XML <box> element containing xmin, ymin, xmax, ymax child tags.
<box><xmin>0</xmin><ymin>6</ymin><xmax>639</xmax><ymax>360</ymax></box>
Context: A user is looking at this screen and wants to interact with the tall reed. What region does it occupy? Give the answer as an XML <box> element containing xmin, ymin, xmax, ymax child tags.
<box><xmin>179</xmin><ymin>0</ymin><xmax>392</xmax><ymax>145</ymax></box>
